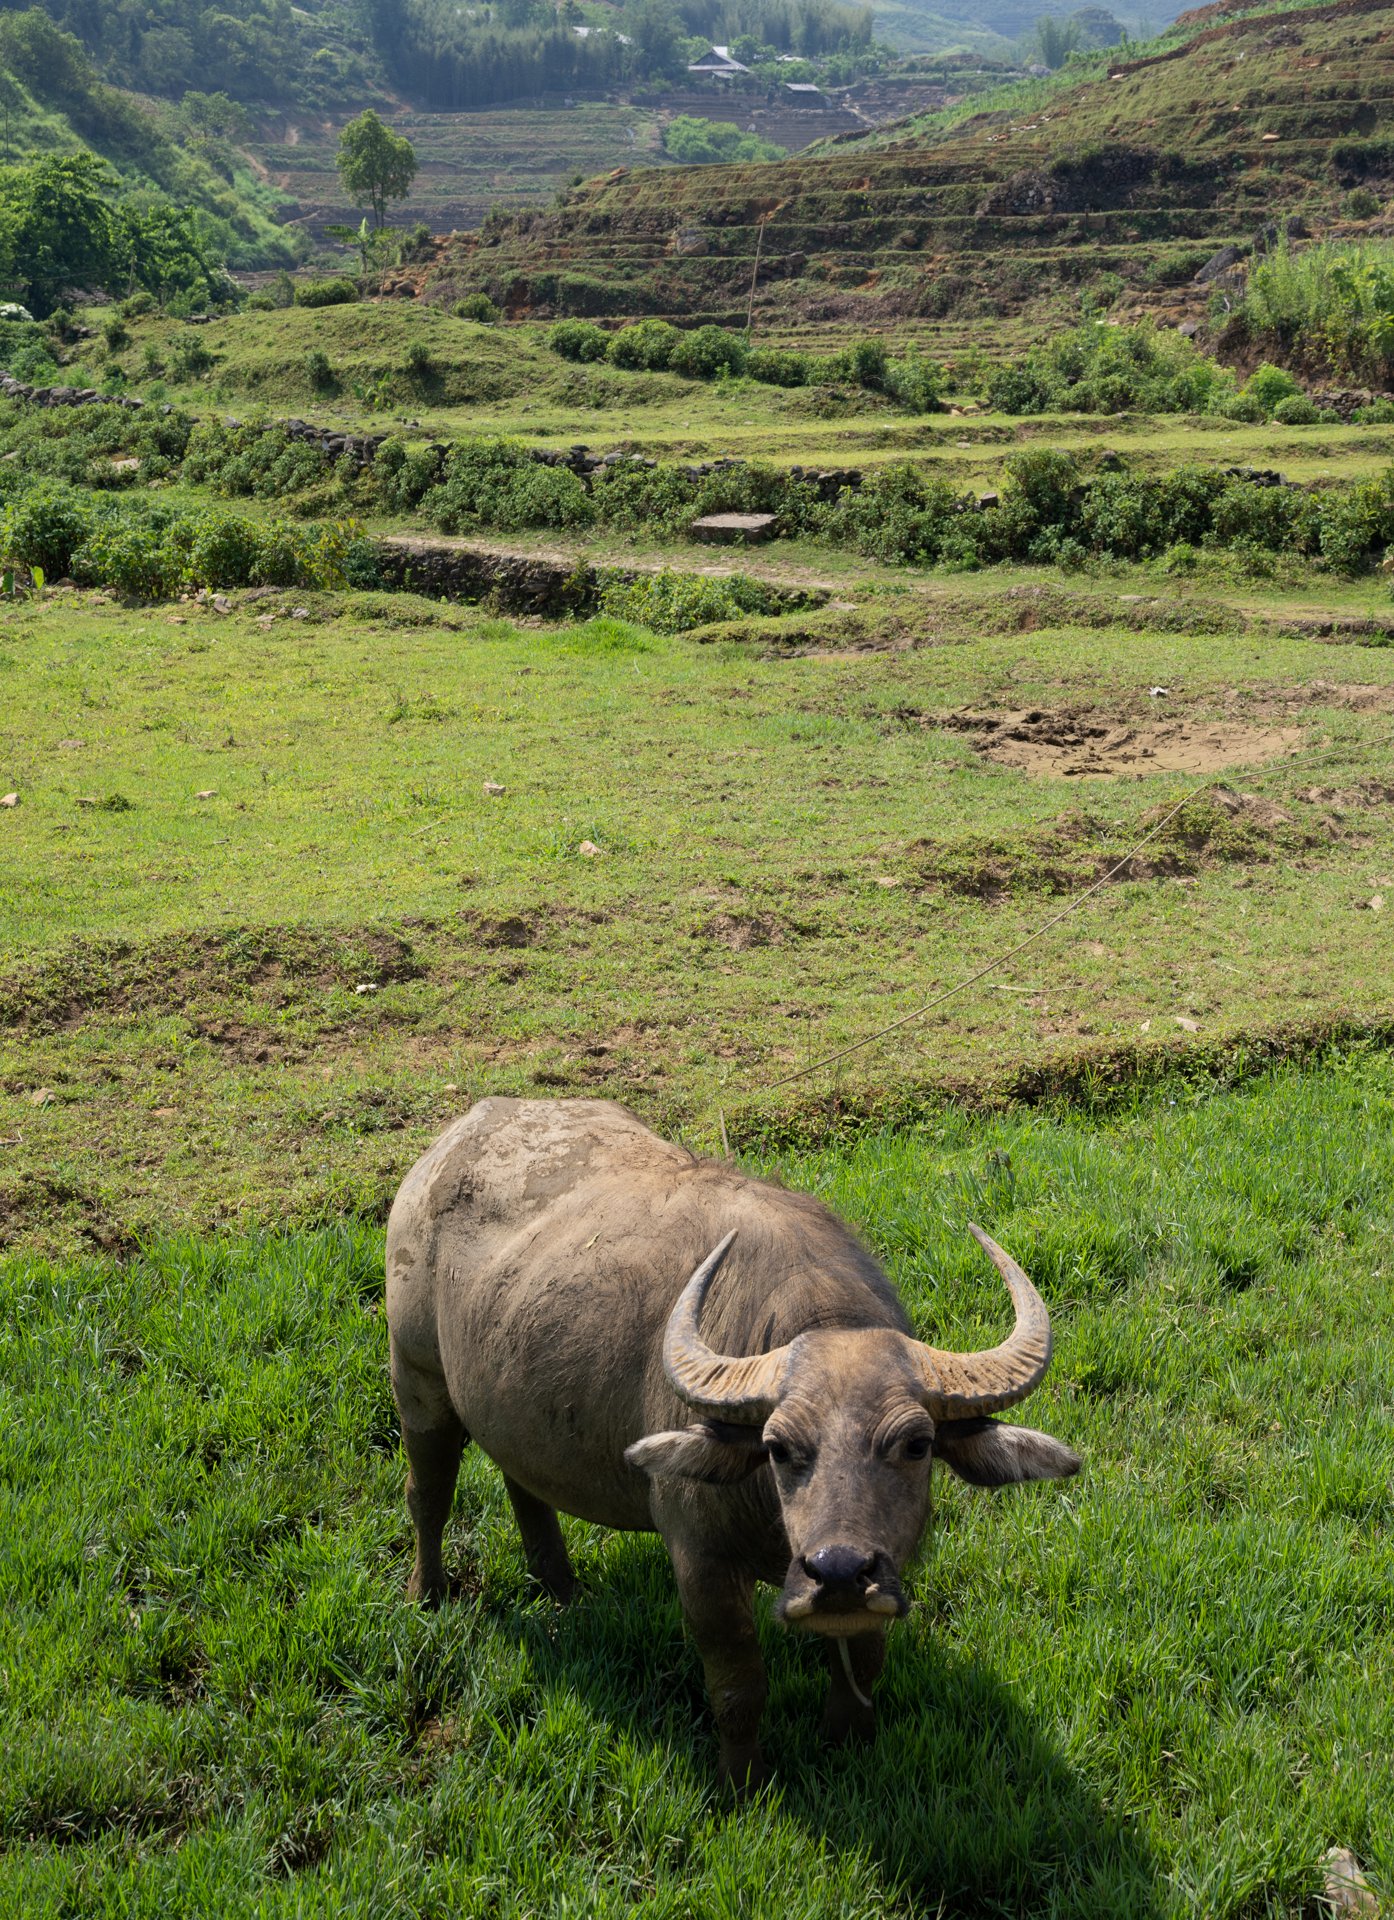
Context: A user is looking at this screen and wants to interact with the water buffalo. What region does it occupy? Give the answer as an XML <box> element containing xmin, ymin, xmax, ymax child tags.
<box><xmin>386</xmin><ymin>1096</ymin><xmax>1079</xmax><ymax>1786</ymax></box>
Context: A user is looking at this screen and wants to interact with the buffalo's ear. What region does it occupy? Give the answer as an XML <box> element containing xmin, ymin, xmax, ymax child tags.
<box><xmin>625</xmin><ymin>1424</ymin><xmax>769</xmax><ymax>1484</ymax></box>
<box><xmin>935</xmin><ymin>1416</ymin><xmax>1080</xmax><ymax>1488</ymax></box>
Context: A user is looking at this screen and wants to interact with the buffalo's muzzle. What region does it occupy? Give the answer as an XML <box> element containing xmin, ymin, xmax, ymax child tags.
<box><xmin>777</xmin><ymin>1546</ymin><xmax>907</xmax><ymax>1634</ymax></box>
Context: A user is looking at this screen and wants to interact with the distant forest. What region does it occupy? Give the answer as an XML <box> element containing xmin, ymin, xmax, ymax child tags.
<box><xmin>0</xmin><ymin>0</ymin><xmax>874</xmax><ymax>113</ymax></box>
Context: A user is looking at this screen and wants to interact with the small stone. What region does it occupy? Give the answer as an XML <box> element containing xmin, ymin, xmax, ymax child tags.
<box><xmin>577</xmin><ymin>840</ymin><xmax>601</xmax><ymax>857</ymax></box>
<box><xmin>482</xmin><ymin>780</ymin><xmax>505</xmax><ymax>796</ymax></box>
<box><xmin>354</xmin><ymin>982</ymin><xmax>379</xmax><ymax>994</ymax></box>
<box><xmin>29</xmin><ymin>1087</ymin><xmax>53</xmax><ymax>1106</ymax></box>
<box><xmin>1322</xmin><ymin>1848</ymin><xmax>1379</xmax><ymax>1917</ymax></box>
<box><xmin>0</xmin><ymin>792</ymin><xmax>17</xmax><ymax>807</ymax></box>
<box><xmin>212</xmin><ymin>594</ymin><xmax>233</xmax><ymax>614</ymax></box>
<box><xmin>152</xmin><ymin>1106</ymin><xmax>177</xmax><ymax>1118</ymax></box>
<box><xmin>1370</xmin><ymin>894</ymin><xmax>1385</xmax><ymax>913</ymax></box>
<box><xmin>195</xmin><ymin>789</ymin><xmax>217</xmax><ymax>800</ymax></box>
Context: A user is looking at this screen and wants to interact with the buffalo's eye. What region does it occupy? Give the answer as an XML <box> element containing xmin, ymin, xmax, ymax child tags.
<box><xmin>903</xmin><ymin>1435</ymin><xmax>932</xmax><ymax>1462</ymax></box>
<box><xmin>767</xmin><ymin>1441</ymin><xmax>792</xmax><ymax>1466</ymax></box>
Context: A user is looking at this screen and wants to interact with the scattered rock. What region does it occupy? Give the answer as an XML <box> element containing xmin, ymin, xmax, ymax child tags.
<box><xmin>1322</xmin><ymin>1848</ymin><xmax>1379</xmax><ymax>1917</ymax></box>
<box><xmin>1173</xmin><ymin>1015</ymin><xmax>1201</xmax><ymax>1032</ymax></box>
<box><xmin>354</xmin><ymin>982</ymin><xmax>379</xmax><ymax>994</ymax></box>
<box><xmin>577</xmin><ymin>840</ymin><xmax>601</xmax><ymax>857</ymax></box>
<box><xmin>195</xmin><ymin>789</ymin><xmax>217</xmax><ymax>799</ymax></box>
<box><xmin>482</xmin><ymin>780</ymin><xmax>506</xmax><ymax>796</ymax></box>
<box><xmin>28</xmin><ymin>1088</ymin><xmax>53</xmax><ymax>1106</ymax></box>
<box><xmin>0</xmin><ymin>792</ymin><xmax>17</xmax><ymax>807</ymax></box>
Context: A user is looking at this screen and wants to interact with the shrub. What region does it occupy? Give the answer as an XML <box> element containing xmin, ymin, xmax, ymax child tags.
<box><xmin>607</xmin><ymin>320</ymin><xmax>682</xmax><ymax>371</ymax></box>
<box><xmin>549</xmin><ymin>319</ymin><xmax>609</xmax><ymax>363</ymax></box>
<box><xmin>598</xmin><ymin>568</ymin><xmax>779</xmax><ymax>633</ymax></box>
<box><xmin>1217</xmin><ymin>391</ymin><xmax>1266</xmax><ymax>423</ymax></box>
<box><xmin>1344</xmin><ymin>187</ymin><xmax>1382</xmax><ymax>221</ymax></box>
<box><xmin>1243</xmin><ymin>363</ymin><xmax>1300</xmax><ymax>415</ymax></box>
<box><xmin>2</xmin><ymin>480</ymin><xmax>97</xmax><ymax>576</ymax></box>
<box><xmin>886</xmin><ymin>353</ymin><xmax>944</xmax><ymax>412</ymax></box>
<box><xmin>247</xmin><ymin>293</ymin><xmax>276</xmax><ymax>312</ymax></box>
<box><xmin>1272</xmin><ymin>393</ymin><xmax>1320</xmax><ymax>425</ymax></box>
<box><xmin>101</xmin><ymin>314</ymin><xmax>129</xmax><ymax>352</ymax></box>
<box><xmin>670</xmin><ymin>325</ymin><xmax>747</xmax><ymax>381</ymax></box>
<box><xmin>455</xmin><ymin>292</ymin><xmax>499</xmax><ymax>322</ymax></box>
<box><xmin>293</xmin><ymin>278</ymin><xmax>360</xmax><ymax>309</ymax></box>
<box><xmin>745</xmin><ymin>347</ymin><xmax>809</xmax><ymax>387</ymax></box>
<box><xmin>73</xmin><ymin>517</ymin><xmax>179</xmax><ymax>598</ymax></box>
<box><xmin>305</xmin><ymin>348</ymin><xmax>336</xmax><ymax>392</ymax></box>
<box><xmin>405</xmin><ymin>339</ymin><xmax>432</xmax><ymax>375</ymax></box>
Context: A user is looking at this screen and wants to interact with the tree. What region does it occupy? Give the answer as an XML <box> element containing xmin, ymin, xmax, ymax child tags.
<box><xmin>0</xmin><ymin>152</ymin><xmax>121</xmax><ymax>317</ymax></box>
<box><xmin>335</xmin><ymin>109</ymin><xmax>417</xmax><ymax>229</ymax></box>
<box><xmin>1034</xmin><ymin>15</ymin><xmax>1081</xmax><ymax>68</ymax></box>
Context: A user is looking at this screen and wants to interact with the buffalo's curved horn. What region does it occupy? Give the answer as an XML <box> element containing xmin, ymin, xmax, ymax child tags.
<box><xmin>663</xmin><ymin>1231</ymin><xmax>792</xmax><ymax>1423</ymax></box>
<box><xmin>912</xmin><ymin>1225</ymin><xmax>1054</xmax><ymax>1419</ymax></box>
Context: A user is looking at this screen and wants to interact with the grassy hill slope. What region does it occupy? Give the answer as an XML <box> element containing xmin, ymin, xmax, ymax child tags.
<box><xmin>446</xmin><ymin>0</ymin><xmax>1394</xmax><ymax>334</ymax></box>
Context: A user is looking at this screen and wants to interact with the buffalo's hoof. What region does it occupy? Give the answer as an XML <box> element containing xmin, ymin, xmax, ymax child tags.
<box><xmin>719</xmin><ymin>1749</ymin><xmax>771</xmax><ymax>1798</ymax></box>
<box><xmin>406</xmin><ymin>1570</ymin><xmax>447</xmax><ymax>1609</ymax></box>
<box><xmin>821</xmin><ymin>1699</ymin><xmax>876</xmax><ymax>1748</ymax></box>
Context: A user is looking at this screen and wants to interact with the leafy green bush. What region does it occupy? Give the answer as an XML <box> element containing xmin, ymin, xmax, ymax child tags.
<box><xmin>598</xmin><ymin>569</ymin><xmax>780</xmax><ymax>633</ymax></box>
<box><xmin>606</xmin><ymin>320</ymin><xmax>682</xmax><ymax>372</ymax></box>
<box><xmin>1272</xmin><ymin>393</ymin><xmax>1320</xmax><ymax>426</ymax></box>
<box><xmin>985</xmin><ymin>320</ymin><xmax>1237</xmax><ymax>417</ymax></box>
<box><xmin>1243</xmin><ymin>363</ymin><xmax>1300</xmax><ymax>415</ymax></box>
<box><xmin>1</xmin><ymin>480</ymin><xmax>97</xmax><ymax>576</ymax></box>
<box><xmin>669</xmin><ymin>325</ymin><xmax>747</xmax><ymax>380</ymax></box>
<box><xmin>422</xmin><ymin>440</ymin><xmax>595</xmax><ymax>534</ymax></box>
<box><xmin>548</xmin><ymin>319</ymin><xmax>609</xmax><ymax>363</ymax></box>
<box><xmin>455</xmin><ymin>293</ymin><xmax>499</xmax><ymax>322</ymax></box>
<box><xmin>305</xmin><ymin>348</ymin><xmax>337</xmax><ymax>392</ymax></box>
<box><xmin>293</xmin><ymin>278</ymin><xmax>360</xmax><ymax>309</ymax></box>
<box><xmin>745</xmin><ymin>347</ymin><xmax>809</xmax><ymax>387</ymax></box>
<box><xmin>886</xmin><ymin>353</ymin><xmax>944</xmax><ymax>413</ymax></box>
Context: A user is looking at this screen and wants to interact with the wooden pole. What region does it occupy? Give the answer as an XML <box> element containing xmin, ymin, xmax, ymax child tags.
<box><xmin>746</xmin><ymin>215</ymin><xmax>767</xmax><ymax>336</ymax></box>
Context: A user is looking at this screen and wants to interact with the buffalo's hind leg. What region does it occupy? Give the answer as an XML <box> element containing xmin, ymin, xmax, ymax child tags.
<box><xmin>503</xmin><ymin>1475</ymin><xmax>576</xmax><ymax>1604</ymax></box>
<box><xmin>402</xmin><ymin>1416</ymin><xmax>467</xmax><ymax>1606</ymax></box>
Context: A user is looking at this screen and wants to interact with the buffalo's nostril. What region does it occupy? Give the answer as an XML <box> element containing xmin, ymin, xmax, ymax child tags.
<box><xmin>803</xmin><ymin>1544</ymin><xmax>875</xmax><ymax>1591</ymax></box>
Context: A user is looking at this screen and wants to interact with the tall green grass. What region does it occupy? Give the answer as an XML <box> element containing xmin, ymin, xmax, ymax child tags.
<box><xmin>1239</xmin><ymin>240</ymin><xmax>1394</xmax><ymax>386</ymax></box>
<box><xmin>4</xmin><ymin>1056</ymin><xmax>1393</xmax><ymax>1915</ymax></box>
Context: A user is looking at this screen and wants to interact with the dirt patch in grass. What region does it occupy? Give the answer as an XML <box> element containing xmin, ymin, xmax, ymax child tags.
<box><xmin>935</xmin><ymin>707</ymin><xmax>1305</xmax><ymax>780</ymax></box>
<box><xmin>700</xmin><ymin>910</ymin><xmax>787</xmax><ymax>950</ymax></box>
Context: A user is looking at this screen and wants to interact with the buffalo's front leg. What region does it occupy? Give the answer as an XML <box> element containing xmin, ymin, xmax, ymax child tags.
<box><xmin>503</xmin><ymin>1474</ymin><xmax>576</xmax><ymax>1604</ymax></box>
<box><xmin>669</xmin><ymin>1546</ymin><xmax>768</xmax><ymax>1791</ymax></box>
<box><xmin>821</xmin><ymin>1630</ymin><xmax>886</xmax><ymax>1747</ymax></box>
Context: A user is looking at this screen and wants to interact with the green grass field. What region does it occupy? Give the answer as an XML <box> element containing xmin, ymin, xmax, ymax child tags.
<box><xmin>6</xmin><ymin>230</ymin><xmax>1394</xmax><ymax>1914</ymax></box>
<box><xmin>5</xmin><ymin>1063</ymin><xmax>1393</xmax><ymax>1915</ymax></box>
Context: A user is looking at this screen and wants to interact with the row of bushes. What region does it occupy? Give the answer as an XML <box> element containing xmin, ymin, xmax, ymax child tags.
<box><xmin>1</xmin><ymin>483</ymin><xmax>363</xmax><ymax>595</ymax></box>
<box><xmin>548</xmin><ymin>319</ymin><xmax>944</xmax><ymax>412</ymax></box>
<box><xmin>828</xmin><ymin>449</ymin><xmax>1394</xmax><ymax>573</ymax></box>
<box><xmin>8</xmin><ymin>400</ymin><xmax>1394</xmax><ymax>584</ymax></box>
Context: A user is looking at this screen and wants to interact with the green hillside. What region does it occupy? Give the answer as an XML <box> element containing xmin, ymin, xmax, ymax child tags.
<box><xmin>445</xmin><ymin>0</ymin><xmax>1394</xmax><ymax>334</ymax></box>
<box><xmin>0</xmin><ymin>10</ymin><xmax>300</xmax><ymax>269</ymax></box>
